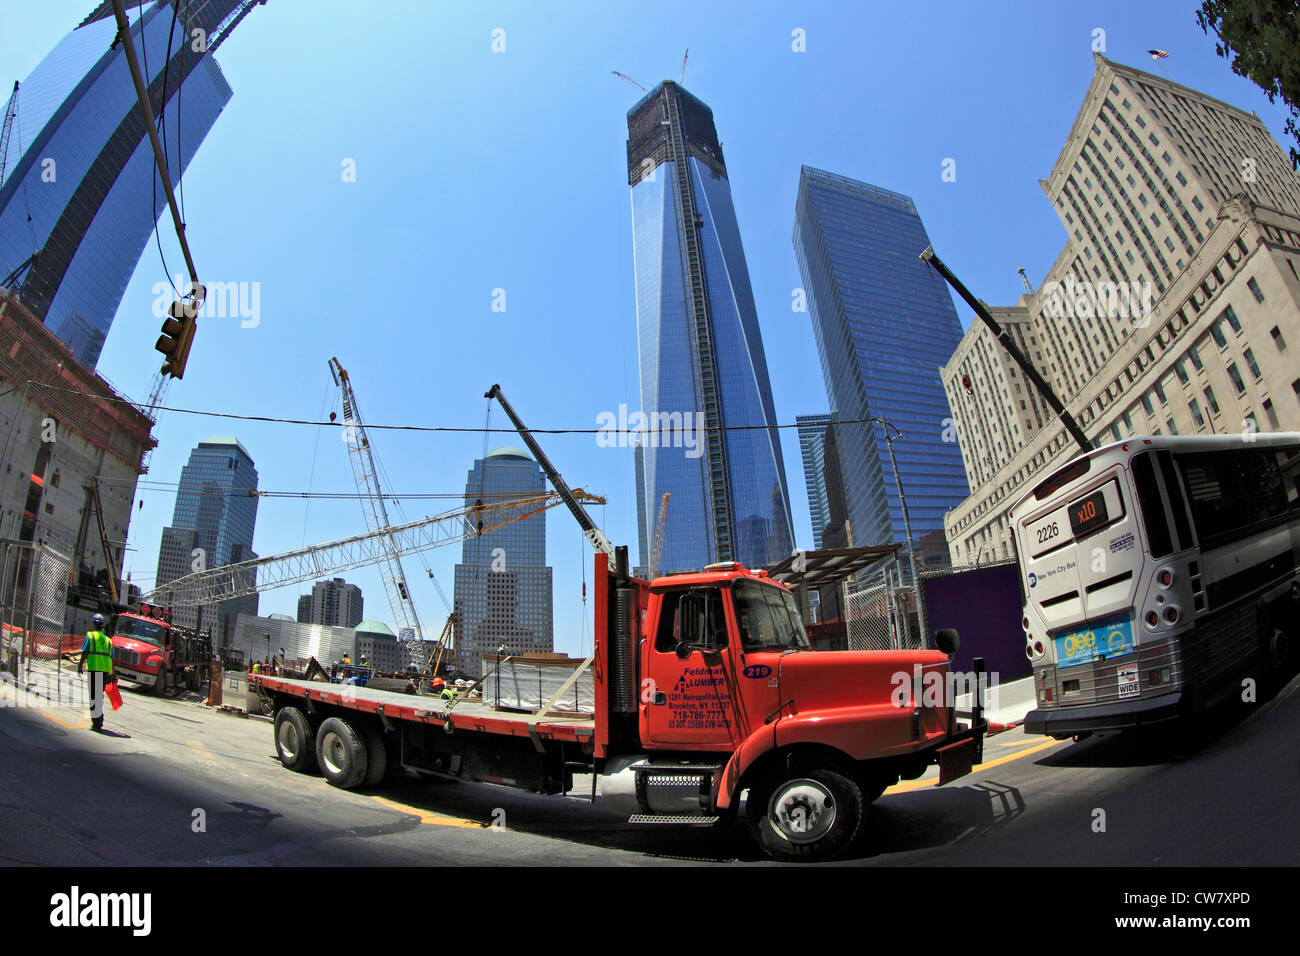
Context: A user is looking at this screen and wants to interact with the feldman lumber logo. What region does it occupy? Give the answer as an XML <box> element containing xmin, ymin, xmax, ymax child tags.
<box><xmin>49</xmin><ymin>886</ymin><xmax>151</xmax><ymax>936</ymax></box>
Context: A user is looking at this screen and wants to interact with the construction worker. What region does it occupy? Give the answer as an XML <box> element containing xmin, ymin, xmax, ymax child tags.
<box><xmin>76</xmin><ymin>614</ymin><xmax>114</xmax><ymax>732</ymax></box>
<box><xmin>341</xmin><ymin>653</ymin><xmax>351</xmax><ymax>666</ymax></box>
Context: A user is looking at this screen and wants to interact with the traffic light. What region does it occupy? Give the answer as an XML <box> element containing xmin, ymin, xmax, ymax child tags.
<box><xmin>155</xmin><ymin>285</ymin><xmax>203</xmax><ymax>379</ymax></box>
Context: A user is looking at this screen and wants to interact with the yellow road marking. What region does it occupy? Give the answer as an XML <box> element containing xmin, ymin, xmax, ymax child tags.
<box><xmin>186</xmin><ymin>739</ymin><xmax>220</xmax><ymax>766</ymax></box>
<box><xmin>368</xmin><ymin>794</ymin><xmax>486</xmax><ymax>829</ymax></box>
<box><xmin>884</xmin><ymin>737</ymin><xmax>1061</xmax><ymax>795</ymax></box>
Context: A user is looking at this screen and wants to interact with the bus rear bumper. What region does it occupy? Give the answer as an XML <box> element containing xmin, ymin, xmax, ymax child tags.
<box><xmin>1024</xmin><ymin>689</ymin><xmax>1185</xmax><ymax>737</ymax></box>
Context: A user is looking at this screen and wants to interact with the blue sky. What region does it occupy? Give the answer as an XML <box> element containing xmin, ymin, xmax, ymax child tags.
<box><xmin>4</xmin><ymin>1</ymin><xmax>1295</xmax><ymax>656</ymax></box>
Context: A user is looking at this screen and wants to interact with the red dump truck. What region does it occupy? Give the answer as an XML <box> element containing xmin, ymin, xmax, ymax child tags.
<box><xmin>109</xmin><ymin>603</ymin><xmax>211</xmax><ymax>696</ymax></box>
<box><xmin>255</xmin><ymin>547</ymin><xmax>987</xmax><ymax>861</ymax></box>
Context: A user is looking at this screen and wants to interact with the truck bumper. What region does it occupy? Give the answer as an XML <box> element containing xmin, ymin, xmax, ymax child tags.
<box><xmin>1024</xmin><ymin>689</ymin><xmax>1185</xmax><ymax>738</ymax></box>
<box><xmin>115</xmin><ymin>667</ymin><xmax>155</xmax><ymax>685</ymax></box>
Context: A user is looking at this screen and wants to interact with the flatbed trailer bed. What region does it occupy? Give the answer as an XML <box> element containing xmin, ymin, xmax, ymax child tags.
<box><xmin>254</xmin><ymin>675</ymin><xmax>597</xmax><ymax>748</ymax></box>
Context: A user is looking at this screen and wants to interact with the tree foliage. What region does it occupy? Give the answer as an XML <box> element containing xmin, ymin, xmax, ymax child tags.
<box><xmin>1197</xmin><ymin>0</ymin><xmax>1300</xmax><ymax>168</ymax></box>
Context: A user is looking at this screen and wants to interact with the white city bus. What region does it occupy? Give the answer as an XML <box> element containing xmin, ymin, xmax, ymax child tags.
<box><xmin>1012</xmin><ymin>433</ymin><xmax>1300</xmax><ymax>738</ymax></box>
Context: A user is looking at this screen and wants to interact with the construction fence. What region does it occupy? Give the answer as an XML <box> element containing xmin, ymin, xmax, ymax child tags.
<box><xmin>0</xmin><ymin>539</ymin><xmax>71</xmax><ymax>675</ymax></box>
<box><xmin>840</xmin><ymin>556</ymin><xmax>1024</xmax><ymax>657</ymax></box>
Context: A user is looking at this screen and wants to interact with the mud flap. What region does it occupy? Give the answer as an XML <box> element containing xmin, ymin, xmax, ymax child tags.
<box><xmin>937</xmin><ymin>737</ymin><xmax>975</xmax><ymax>785</ymax></box>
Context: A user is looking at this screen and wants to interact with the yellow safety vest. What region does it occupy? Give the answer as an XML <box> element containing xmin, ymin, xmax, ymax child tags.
<box><xmin>84</xmin><ymin>630</ymin><xmax>113</xmax><ymax>674</ymax></box>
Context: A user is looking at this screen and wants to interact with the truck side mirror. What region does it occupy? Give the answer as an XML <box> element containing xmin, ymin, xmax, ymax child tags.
<box><xmin>935</xmin><ymin>628</ymin><xmax>960</xmax><ymax>656</ymax></box>
<box><xmin>674</xmin><ymin>641</ymin><xmax>692</xmax><ymax>661</ymax></box>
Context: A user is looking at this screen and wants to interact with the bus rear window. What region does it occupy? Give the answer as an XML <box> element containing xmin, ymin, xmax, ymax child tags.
<box><xmin>1131</xmin><ymin>452</ymin><xmax>1173</xmax><ymax>558</ymax></box>
<box><xmin>1034</xmin><ymin>456</ymin><xmax>1091</xmax><ymax>501</ymax></box>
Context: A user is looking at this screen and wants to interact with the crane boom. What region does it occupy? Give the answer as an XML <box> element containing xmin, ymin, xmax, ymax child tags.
<box><xmin>145</xmin><ymin>491</ymin><xmax>601</xmax><ymax>610</ymax></box>
<box><xmin>484</xmin><ymin>384</ymin><xmax>616</xmax><ymax>557</ymax></box>
<box><xmin>329</xmin><ymin>357</ymin><xmax>426</xmax><ymax>658</ymax></box>
<box><xmin>0</xmin><ymin>82</ymin><xmax>18</xmax><ymax>190</ymax></box>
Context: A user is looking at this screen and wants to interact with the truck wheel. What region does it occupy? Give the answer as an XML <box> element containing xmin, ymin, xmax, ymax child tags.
<box><xmin>746</xmin><ymin>768</ymin><xmax>864</xmax><ymax>862</ymax></box>
<box><xmin>361</xmin><ymin>725</ymin><xmax>388</xmax><ymax>788</ymax></box>
<box><xmin>152</xmin><ymin>669</ymin><xmax>167</xmax><ymax>697</ymax></box>
<box><xmin>274</xmin><ymin>707</ymin><xmax>316</xmax><ymax>773</ymax></box>
<box><xmin>315</xmin><ymin>717</ymin><xmax>368</xmax><ymax>789</ymax></box>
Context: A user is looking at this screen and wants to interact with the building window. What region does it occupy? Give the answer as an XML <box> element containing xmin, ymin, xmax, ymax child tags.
<box><xmin>1210</xmin><ymin>323</ymin><xmax>1227</xmax><ymax>348</ymax></box>
<box><xmin>1221</xmin><ymin>304</ymin><xmax>1240</xmax><ymax>333</ymax></box>
<box><xmin>1150</xmin><ymin>133</ymin><xmax>1160</xmax><ymax>146</ymax></box>
<box><xmin>1227</xmin><ymin>363</ymin><xmax>1246</xmax><ymax>395</ymax></box>
<box><xmin>1140</xmin><ymin>193</ymin><xmax>1149</xmax><ymax>207</ymax></box>
<box><xmin>1263</xmin><ymin>399</ymin><xmax>1279</xmax><ymax>430</ymax></box>
<box><xmin>1167</xmin><ymin>418</ymin><xmax>1178</xmax><ymax>435</ymax></box>
<box><xmin>1175</xmin><ymin>360</ymin><xmax>1189</xmax><ymax>384</ymax></box>
<box><xmin>1165</xmin><ymin>236</ymin><xmax>1175</xmax><ymax>251</ymax></box>
<box><xmin>1192</xmin><ymin>196</ymin><xmax>1203</xmax><ymax>212</ymax></box>
<box><xmin>1154</xmin><ymin>379</ymin><xmax>1167</xmax><ymax>403</ymax></box>
<box><xmin>1137</xmin><ymin>115</ymin><xmax>1146</xmax><ymax>128</ymax></box>
<box><xmin>1141</xmin><ymin>394</ymin><xmax>1154</xmax><ymax>416</ymax></box>
<box><xmin>1189</xmin><ymin>345</ymin><xmax>1203</xmax><ymax>371</ymax></box>
<box><xmin>1204</xmin><ymin>385</ymin><xmax>1220</xmax><ymax>415</ymax></box>
<box><xmin>1163</xmin><ymin>151</ymin><xmax>1173</xmax><ymax>165</ymax></box>
<box><xmin>1272</xmin><ymin>325</ymin><xmax>1288</xmax><ymax>351</ymax></box>
<box><xmin>1189</xmin><ymin>398</ymin><xmax>1205</xmax><ymax>428</ymax></box>
<box><xmin>1248</xmin><ymin>277</ymin><xmax>1265</xmax><ymax>302</ymax></box>
<box><xmin>1244</xmin><ymin>348</ymin><xmax>1261</xmax><ymax>379</ymax></box>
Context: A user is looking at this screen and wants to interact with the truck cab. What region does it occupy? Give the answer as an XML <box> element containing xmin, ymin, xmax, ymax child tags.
<box><xmin>600</xmin><ymin>559</ymin><xmax>977</xmax><ymax>860</ymax></box>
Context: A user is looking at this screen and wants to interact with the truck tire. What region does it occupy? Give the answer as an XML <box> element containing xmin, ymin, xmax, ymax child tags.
<box><xmin>274</xmin><ymin>707</ymin><xmax>316</xmax><ymax>773</ymax></box>
<box><xmin>746</xmin><ymin>767</ymin><xmax>864</xmax><ymax>862</ymax></box>
<box><xmin>316</xmin><ymin>717</ymin><xmax>368</xmax><ymax>789</ymax></box>
<box><xmin>361</xmin><ymin>725</ymin><xmax>388</xmax><ymax>788</ymax></box>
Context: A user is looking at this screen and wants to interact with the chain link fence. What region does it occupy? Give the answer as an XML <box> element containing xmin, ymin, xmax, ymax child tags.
<box><xmin>844</xmin><ymin>561</ymin><xmax>920</xmax><ymax>651</ymax></box>
<box><xmin>1</xmin><ymin>540</ymin><xmax>72</xmax><ymax>676</ymax></box>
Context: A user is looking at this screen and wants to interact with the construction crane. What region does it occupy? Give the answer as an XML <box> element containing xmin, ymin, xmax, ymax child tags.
<box><xmin>329</xmin><ymin>357</ymin><xmax>427</xmax><ymax>668</ymax></box>
<box><xmin>0</xmin><ymin>81</ymin><xmax>18</xmax><ymax>190</ymax></box>
<box><xmin>649</xmin><ymin>492</ymin><xmax>669</xmax><ymax>578</ymax></box>
<box><xmin>680</xmin><ymin>48</ymin><xmax>688</xmax><ymax>85</ymax></box>
<box><xmin>484</xmin><ymin>384</ymin><xmax>615</xmax><ymax>558</ymax></box>
<box><xmin>144</xmin><ymin>490</ymin><xmax>604</xmax><ymax>610</ymax></box>
<box><xmin>610</xmin><ymin>70</ymin><xmax>647</xmax><ymax>93</ymax></box>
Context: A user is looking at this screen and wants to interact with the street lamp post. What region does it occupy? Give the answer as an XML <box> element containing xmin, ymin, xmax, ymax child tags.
<box><xmin>870</xmin><ymin>418</ymin><xmax>929</xmax><ymax>648</ymax></box>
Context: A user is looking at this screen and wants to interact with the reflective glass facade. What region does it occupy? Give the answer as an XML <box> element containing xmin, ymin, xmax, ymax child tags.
<box><xmin>452</xmin><ymin>448</ymin><xmax>553</xmax><ymax>678</ymax></box>
<box><xmin>0</xmin><ymin>2</ymin><xmax>251</xmax><ymax>368</ymax></box>
<box><xmin>795</xmin><ymin>413</ymin><xmax>831</xmax><ymax>549</ymax></box>
<box><xmin>155</xmin><ymin>436</ymin><xmax>259</xmax><ymax>643</ymax></box>
<box><xmin>793</xmin><ymin>167</ymin><xmax>969</xmax><ymax>549</ymax></box>
<box><xmin>627</xmin><ymin>82</ymin><xmax>794</xmax><ymax>573</ymax></box>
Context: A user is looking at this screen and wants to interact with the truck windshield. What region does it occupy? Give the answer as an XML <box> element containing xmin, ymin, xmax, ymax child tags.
<box><xmin>732</xmin><ymin>580</ymin><xmax>809</xmax><ymax>651</ymax></box>
<box><xmin>114</xmin><ymin>616</ymin><xmax>165</xmax><ymax>647</ymax></box>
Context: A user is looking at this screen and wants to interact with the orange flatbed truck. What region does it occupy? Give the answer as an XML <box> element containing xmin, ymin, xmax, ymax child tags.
<box><xmin>255</xmin><ymin>546</ymin><xmax>987</xmax><ymax>861</ymax></box>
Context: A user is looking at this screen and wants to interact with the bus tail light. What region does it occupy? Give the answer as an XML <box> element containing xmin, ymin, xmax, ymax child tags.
<box><xmin>1163</xmin><ymin>606</ymin><xmax>1179</xmax><ymax>624</ymax></box>
<box><xmin>1145</xmin><ymin>610</ymin><xmax>1159</xmax><ymax>628</ymax></box>
<box><xmin>1148</xmin><ymin>667</ymin><xmax>1172</xmax><ymax>687</ymax></box>
<box><xmin>1157</xmin><ymin>568</ymin><xmax>1174</xmax><ymax>588</ymax></box>
<box><xmin>1034</xmin><ymin>640</ymin><xmax>1044</xmax><ymax>655</ymax></box>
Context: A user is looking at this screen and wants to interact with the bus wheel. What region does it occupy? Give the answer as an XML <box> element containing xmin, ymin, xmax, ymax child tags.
<box><xmin>274</xmin><ymin>707</ymin><xmax>316</xmax><ymax>773</ymax></box>
<box><xmin>746</xmin><ymin>767</ymin><xmax>864</xmax><ymax>862</ymax></box>
<box><xmin>316</xmin><ymin>717</ymin><xmax>368</xmax><ymax>789</ymax></box>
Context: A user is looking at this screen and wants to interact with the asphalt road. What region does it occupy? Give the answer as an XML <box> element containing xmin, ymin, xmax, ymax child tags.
<box><xmin>1</xmin><ymin>661</ymin><xmax>1295</xmax><ymax>866</ymax></box>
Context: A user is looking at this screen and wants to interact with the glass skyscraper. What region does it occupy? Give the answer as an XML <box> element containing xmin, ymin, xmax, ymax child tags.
<box><xmin>795</xmin><ymin>413</ymin><xmax>832</xmax><ymax>550</ymax></box>
<box><xmin>452</xmin><ymin>448</ymin><xmax>553</xmax><ymax>679</ymax></box>
<box><xmin>0</xmin><ymin>1</ymin><xmax>260</xmax><ymax>368</ymax></box>
<box><xmin>792</xmin><ymin>166</ymin><xmax>969</xmax><ymax>552</ymax></box>
<box><xmin>626</xmin><ymin>80</ymin><xmax>794</xmax><ymax>573</ymax></box>
<box><xmin>155</xmin><ymin>436</ymin><xmax>259</xmax><ymax>644</ymax></box>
